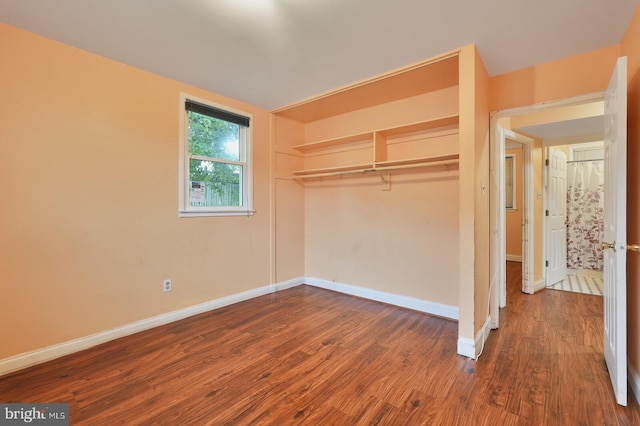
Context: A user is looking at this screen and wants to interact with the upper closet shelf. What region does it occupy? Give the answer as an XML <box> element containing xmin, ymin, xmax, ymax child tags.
<box><xmin>292</xmin><ymin>131</ymin><xmax>372</xmax><ymax>152</ymax></box>
<box><xmin>292</xmin><ymin>114</ymin><xmax>459</xmax><ymax>153</ymax></box>
<box><xmin>376</xmin><ymin>115</ymin><xmax>459</xmax><ymax>137</ymax></box>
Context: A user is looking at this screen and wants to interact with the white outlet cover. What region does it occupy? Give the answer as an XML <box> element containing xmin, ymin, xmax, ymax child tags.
<box><xmin>163</xmin><ymin>279</ymin><xmax>172</xmax><ymax>291</ymax></box>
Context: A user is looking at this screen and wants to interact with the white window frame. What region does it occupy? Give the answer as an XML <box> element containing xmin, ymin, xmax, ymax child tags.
<box><xmin>179</xmin><ymin>93</ymin><xmax>254</xmax><ymax>217</ymax></box>
<box><xmin>568</xmin><ymin>141</ymin><xmax>604</xmax><ymax>161</ymax></box>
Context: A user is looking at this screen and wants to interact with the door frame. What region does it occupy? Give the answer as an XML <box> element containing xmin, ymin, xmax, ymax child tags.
<box><xmin>489</xmin><ymin>125</ymin><xmax>534</xmax><ymax>327</ymax></box>
<box><xmin>489</xmin><ymin>92</ymin><xmax>605</xmax><ymax>329</ymax></box>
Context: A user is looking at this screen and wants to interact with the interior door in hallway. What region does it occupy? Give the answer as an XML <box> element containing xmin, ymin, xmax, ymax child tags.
<box><xmin>603</xmin><ymin>55</ymin><xmax>627</xmax><ymax>407</ymax></box>
<box><xmin>546</xmin><ymin>147</ymin><xmax>567</xmax><ymax>286</ymax></box>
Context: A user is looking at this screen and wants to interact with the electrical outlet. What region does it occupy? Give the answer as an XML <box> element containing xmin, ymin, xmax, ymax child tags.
<box><xmin>163</xmin><ymin>279</ymin><xmax>172</xmax><ymax>292</ymax></box>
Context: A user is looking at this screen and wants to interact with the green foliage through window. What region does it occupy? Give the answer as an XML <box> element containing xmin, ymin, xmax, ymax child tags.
<box><xmin>187</xmin><ymin>111</ymin><xmax>243</xmax><ymax>207</ymax></box>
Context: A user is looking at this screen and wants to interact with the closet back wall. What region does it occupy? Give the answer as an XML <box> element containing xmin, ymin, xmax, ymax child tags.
<box><xmin>304</xmin><ymin>87</ymin><xmax>460</xmax><ymax>306</ymax></box>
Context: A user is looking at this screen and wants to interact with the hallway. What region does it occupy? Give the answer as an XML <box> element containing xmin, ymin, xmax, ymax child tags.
<box><xmin>489</xmin><ymin>262</ymin><xmax>638</xmax><ymax>423</ymax></box>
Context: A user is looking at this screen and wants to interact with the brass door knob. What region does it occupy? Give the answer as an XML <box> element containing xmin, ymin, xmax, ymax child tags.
<box><xmin>628</xmin><ymin>244</ymin><xmax>640</xmax><ymax>252</ymax></box>
<box><xmin>602</xmin><ymin>241</ymin><xmax>616</xmax><ymax>251</ymax></box>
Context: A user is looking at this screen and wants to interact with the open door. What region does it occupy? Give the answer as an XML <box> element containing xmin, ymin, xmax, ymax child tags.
<box><xmin>546</xmin><ymin>147</ymin><xmax>567</xmax><ymax>286</ymax></box>
<box><xmin>603</xmin><ymin>56</ymin><xmax>627</xmax><ymax>406</ymax></box>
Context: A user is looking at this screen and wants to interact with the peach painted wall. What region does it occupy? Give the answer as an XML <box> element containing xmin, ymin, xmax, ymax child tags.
<box><xmin>273</xmin><ymin>115</ymin><xmax>305</xmax><ymax>281</ymax></box>
<box><xmin>505</xmin><ymin>147</ymin><xmax>523</xmax><ymax>258</ymax></box>
<box><xmin>0</xmin><ymin>23</ymin><xmax>272</xmax><ymax>360</ymax></box>
<box><xmin>457</xmin><ymin>45</ymin><xmax>491</xmax><ymax>340</ymax></box>
<box><xmin>302</xmin><ymin>87</ymin><xmax>460</xmax><ymax>305</ymax></box>
<box><xmin>471</xmin><ymin>46</ymin><xmax>491</xmax><ymax>338</ymax></box>
<box><xmin>621</xmin><ymin>2</ymin><xmax>640</xmax><ymax>383</ymax></box>
<box><xmin>490</xmin><ymin>45</ymin><xmax>620</xmax><ymax>112</ymax></box>
<box><xmin>305</xmin><ymin>169</ymin><xmax>459</xmax><ymax>305</ymax></box>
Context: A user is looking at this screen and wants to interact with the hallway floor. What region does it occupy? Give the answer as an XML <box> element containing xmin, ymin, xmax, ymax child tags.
<box><xmin>548</xmin><ymin>274</ymin><xmax>604</xmax><ymax>296</ymax></box>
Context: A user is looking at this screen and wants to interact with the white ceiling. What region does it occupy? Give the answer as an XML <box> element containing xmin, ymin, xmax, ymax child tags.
<box><xmin>516</xmin><ymin>115</ymin><xmax>605</xmax><ymax>142</ymax></box>
<box><xmin>1</xmin><ymin>0</ymin><xmax>637</xmax><ymax>110</ymax></box>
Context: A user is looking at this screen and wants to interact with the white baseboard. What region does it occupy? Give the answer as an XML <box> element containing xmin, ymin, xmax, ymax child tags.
<box><xmin>630</xmin><ymin>359</ymin><xmax>640</xmax><ymax>404</ymax></box>
<box><xmin>303</xmin><ymin>277</ymin><xmax>459</xmax><ymax>320</ymax></box>
<box><xmin>1</xmin><ymin>275</ymin><xmax>458</xmax><ymax>376</ymax></box>
<box><xmin>457</xmin><ymin>316</ymin><xmax>492</xmax><ymax>360</ymax></box>
<box><xmin>0</xmin><ymin>281</ymin><xmax>301</xmax><ymax>377</ymax></box>
<box><xmin>457</xmin><ymin>337</ymin><xmax>475</xmax><ymax>359</ymax></box>
<box><xmin>506</xmin><ymin>254</ymin><xmax>522</xmax><ymax>262</ymax></box>
<box><xmin>274</xmin><ymin>276</ymin><xmax>305</xmax><ymax>291</ymax></box>
<box><xmin>533</xmin><ymin>279</ymin><xmax>546</xmax><ymax>293</ymax></box>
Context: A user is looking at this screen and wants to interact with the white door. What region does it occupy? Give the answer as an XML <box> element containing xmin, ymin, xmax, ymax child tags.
<box><xmin>603</xmin><ymin>56</ymin><xmax>627</xmax><ymax>406</ymax></box>
<box><xmin>546</xmin><ymin>147</ymin><xmax>567</xmax><ymax>286</ymax></box>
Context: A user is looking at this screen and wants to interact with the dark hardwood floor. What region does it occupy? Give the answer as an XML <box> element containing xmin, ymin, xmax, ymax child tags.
<box><xmin>1</xmin><ymin>262</ymin><xmax>639</xmax><ymax>424</ymax></box>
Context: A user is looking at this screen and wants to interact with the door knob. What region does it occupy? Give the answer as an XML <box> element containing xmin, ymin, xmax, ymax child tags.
<box><xmin>628</xmin><ymin>244</ymin><xmax>640</xmax><ymax>252</ymax></box>
<box><xmin>602</xmin><ymin>241</ymin><xmax>616</xmax><ymax>251</ymax></box>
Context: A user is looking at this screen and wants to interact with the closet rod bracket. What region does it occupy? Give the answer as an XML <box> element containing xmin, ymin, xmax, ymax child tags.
<box><xmin>378</xmin><ymin>171</ymin><xmax>391</xmax><ymax>191</ymax></box>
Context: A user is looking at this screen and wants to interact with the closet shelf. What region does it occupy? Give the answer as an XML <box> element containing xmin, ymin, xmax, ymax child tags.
<box><xmin>292</xmin><ymin>132</ymin><xmax>373</xmax><ymax>152</ymax></box>
<box><xmin>376</xmin><ymin>115</ymin><xmax>459</xmax><ymax>137</ymax></box>
<box><xmin>291</xmin><ymin>114</ymin><xmax>459</xmax><ymax>153</ymax></box>
<box><xmin>292</xmin><ymin>154</ymin><xmax>459</xmax><ymax>179</ymax></box>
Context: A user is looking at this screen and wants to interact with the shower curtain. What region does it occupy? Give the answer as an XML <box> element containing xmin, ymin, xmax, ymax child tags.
<box><xmin>566</xmin><ymin>160</ymin><xmax>605</xmax><ymax>271</ymax></box>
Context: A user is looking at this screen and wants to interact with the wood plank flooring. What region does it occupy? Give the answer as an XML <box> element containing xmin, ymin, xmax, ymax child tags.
<box><xmin>1</xmin><ymin>262</ymin><xmax>639</xmax><ymax>424</ymax></box>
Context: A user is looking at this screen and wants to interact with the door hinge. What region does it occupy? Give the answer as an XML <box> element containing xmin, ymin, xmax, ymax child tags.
<box><xmin>545</xmin><ymin>260</ymin><xmax>549</xmax><ymax>267</ymax></box>
<box><xmin>545</xmin><ymin>159</ymin><xmax>549</xmax><ymax>166</ymax></box>
<box><xmin>545</xmin><ymin>210</ymin><xmax>549</xmax><ymax>216</ymax></box>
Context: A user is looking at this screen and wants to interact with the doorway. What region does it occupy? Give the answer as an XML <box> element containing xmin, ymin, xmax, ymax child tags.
<box><xmin>504</xmin><ymin>137</ymin><xmax>534</xmax><ymax>298</ymax></box>
<box><xmin>545</xmin><ymin>141</ymin><xmax>605</xmax><ymax>296</ymax></box>
<box><xmin>489</xmin><ymin>57</ymin><xmax>628</xmax><ymax>407</ymax></box>
<box><xmin>489</xmin><ymin>93</ymin><xmax>605</xmax><ymax>328</ymax></box>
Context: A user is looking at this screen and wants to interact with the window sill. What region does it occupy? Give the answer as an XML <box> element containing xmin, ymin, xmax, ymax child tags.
<box><xmin>506</xmin><ymin>208</ymin><xmax>518</xmax><ymax>213</ymax></box>
<box><xmin>179</xmin><ymin>210</ymin><xmax>255</xmax><ymax>218</ymax></box>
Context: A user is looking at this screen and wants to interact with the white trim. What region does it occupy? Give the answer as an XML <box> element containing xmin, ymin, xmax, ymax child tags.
<box><xmin>457</xmin><ymin>316</ymin><xmax>492</xmax><ymax>360</ymax></box>
<box><xmin>490</xmin><ymin>92</ymin><xmax>606</xmax><ymax>328</ymax></box>
<box><xmin>568</xmin><ymin>141</ymin><xmax>604</xmax><ymax>161</ymax></box>
<box><xmin>274</xmin><ymin>276</ymin><xmax>305</xmax><ymax>291</ymax></box>
<box><xmin>492</xmin><ymin>128</ymin><xmax>535</xmax><ymax>310</ymax></box>
<box><xmin>478</xmin><ymin>316</ymin><xmax>492</xmax><ymax>354</ymax></box>
<box><xmin>494</xmin><ymin>92</ymin><xmax>606</xmax><ymax>117</ymax></box>
<box><xmin>304</xmin><ymin>277</ymin><xmax>459</xmax><ymax>320</ymax></box>
<box><xmin>506</xmin><ymin>254</ymin><xmax>522</xmax><ymax>262</ymax></box>
<box><xmin>0</xmin><ymin>280</ymin><xmax>298</xmax><ymax>377</ymax></box>
<box><xmin>178</xmin><ymin>210</ymin><xmax>255</xmax><ymax>218</ymax></box>
<box><xmin>178</xmin><ymin>92</ymin><xmax>254</xmax><ymax>217</ymax></box>
<box><xmin>457</xmin><ymin>337</ymin><xmax>476</xmax><ymax>359</ymax></box>
<box><xmin>629</xmin><ymin>359</ymin><xmax>640</xmax><ymax>405</ymax></box>
<box><xmin>1</xmin><ymin>275</ymin><xmax>460</xmax><ymax>376</ymax></box>
<box><xmin>533</xmin><ymin>279</ymin><xmax>546</xmax><ymax>293</ymax></box>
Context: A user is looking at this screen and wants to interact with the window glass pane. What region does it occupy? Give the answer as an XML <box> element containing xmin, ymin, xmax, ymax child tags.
<box><xmin>189</xmin><ymin>159</ymin><xmax>242</xmax><ymax>207</ymax></box>
<box><xmin>188</xmin><ymin>111</ymin><xmax>240</xmax><ymax>162</ymax></box>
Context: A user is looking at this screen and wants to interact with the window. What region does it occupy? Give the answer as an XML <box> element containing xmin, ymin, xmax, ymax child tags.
<box><xmin>505</xmin><ymin>154</ymin><xmax>516</xmax><ymax>210</ymax></box>
<box><xmin>179</xmin><ymin>94</ymin><xmax>253</xmax><ymax>217</ymax></box>
<box><xmin>569</xmin><ymin>141</ymin><xmax>604</xmax><ymax>161</ymax></box>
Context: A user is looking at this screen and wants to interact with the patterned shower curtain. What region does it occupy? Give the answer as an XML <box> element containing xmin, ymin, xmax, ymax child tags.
<box><xmin>566</xmin><ymin>160</ymin><xmax>605</xmax><ymax>271</ymax></box>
